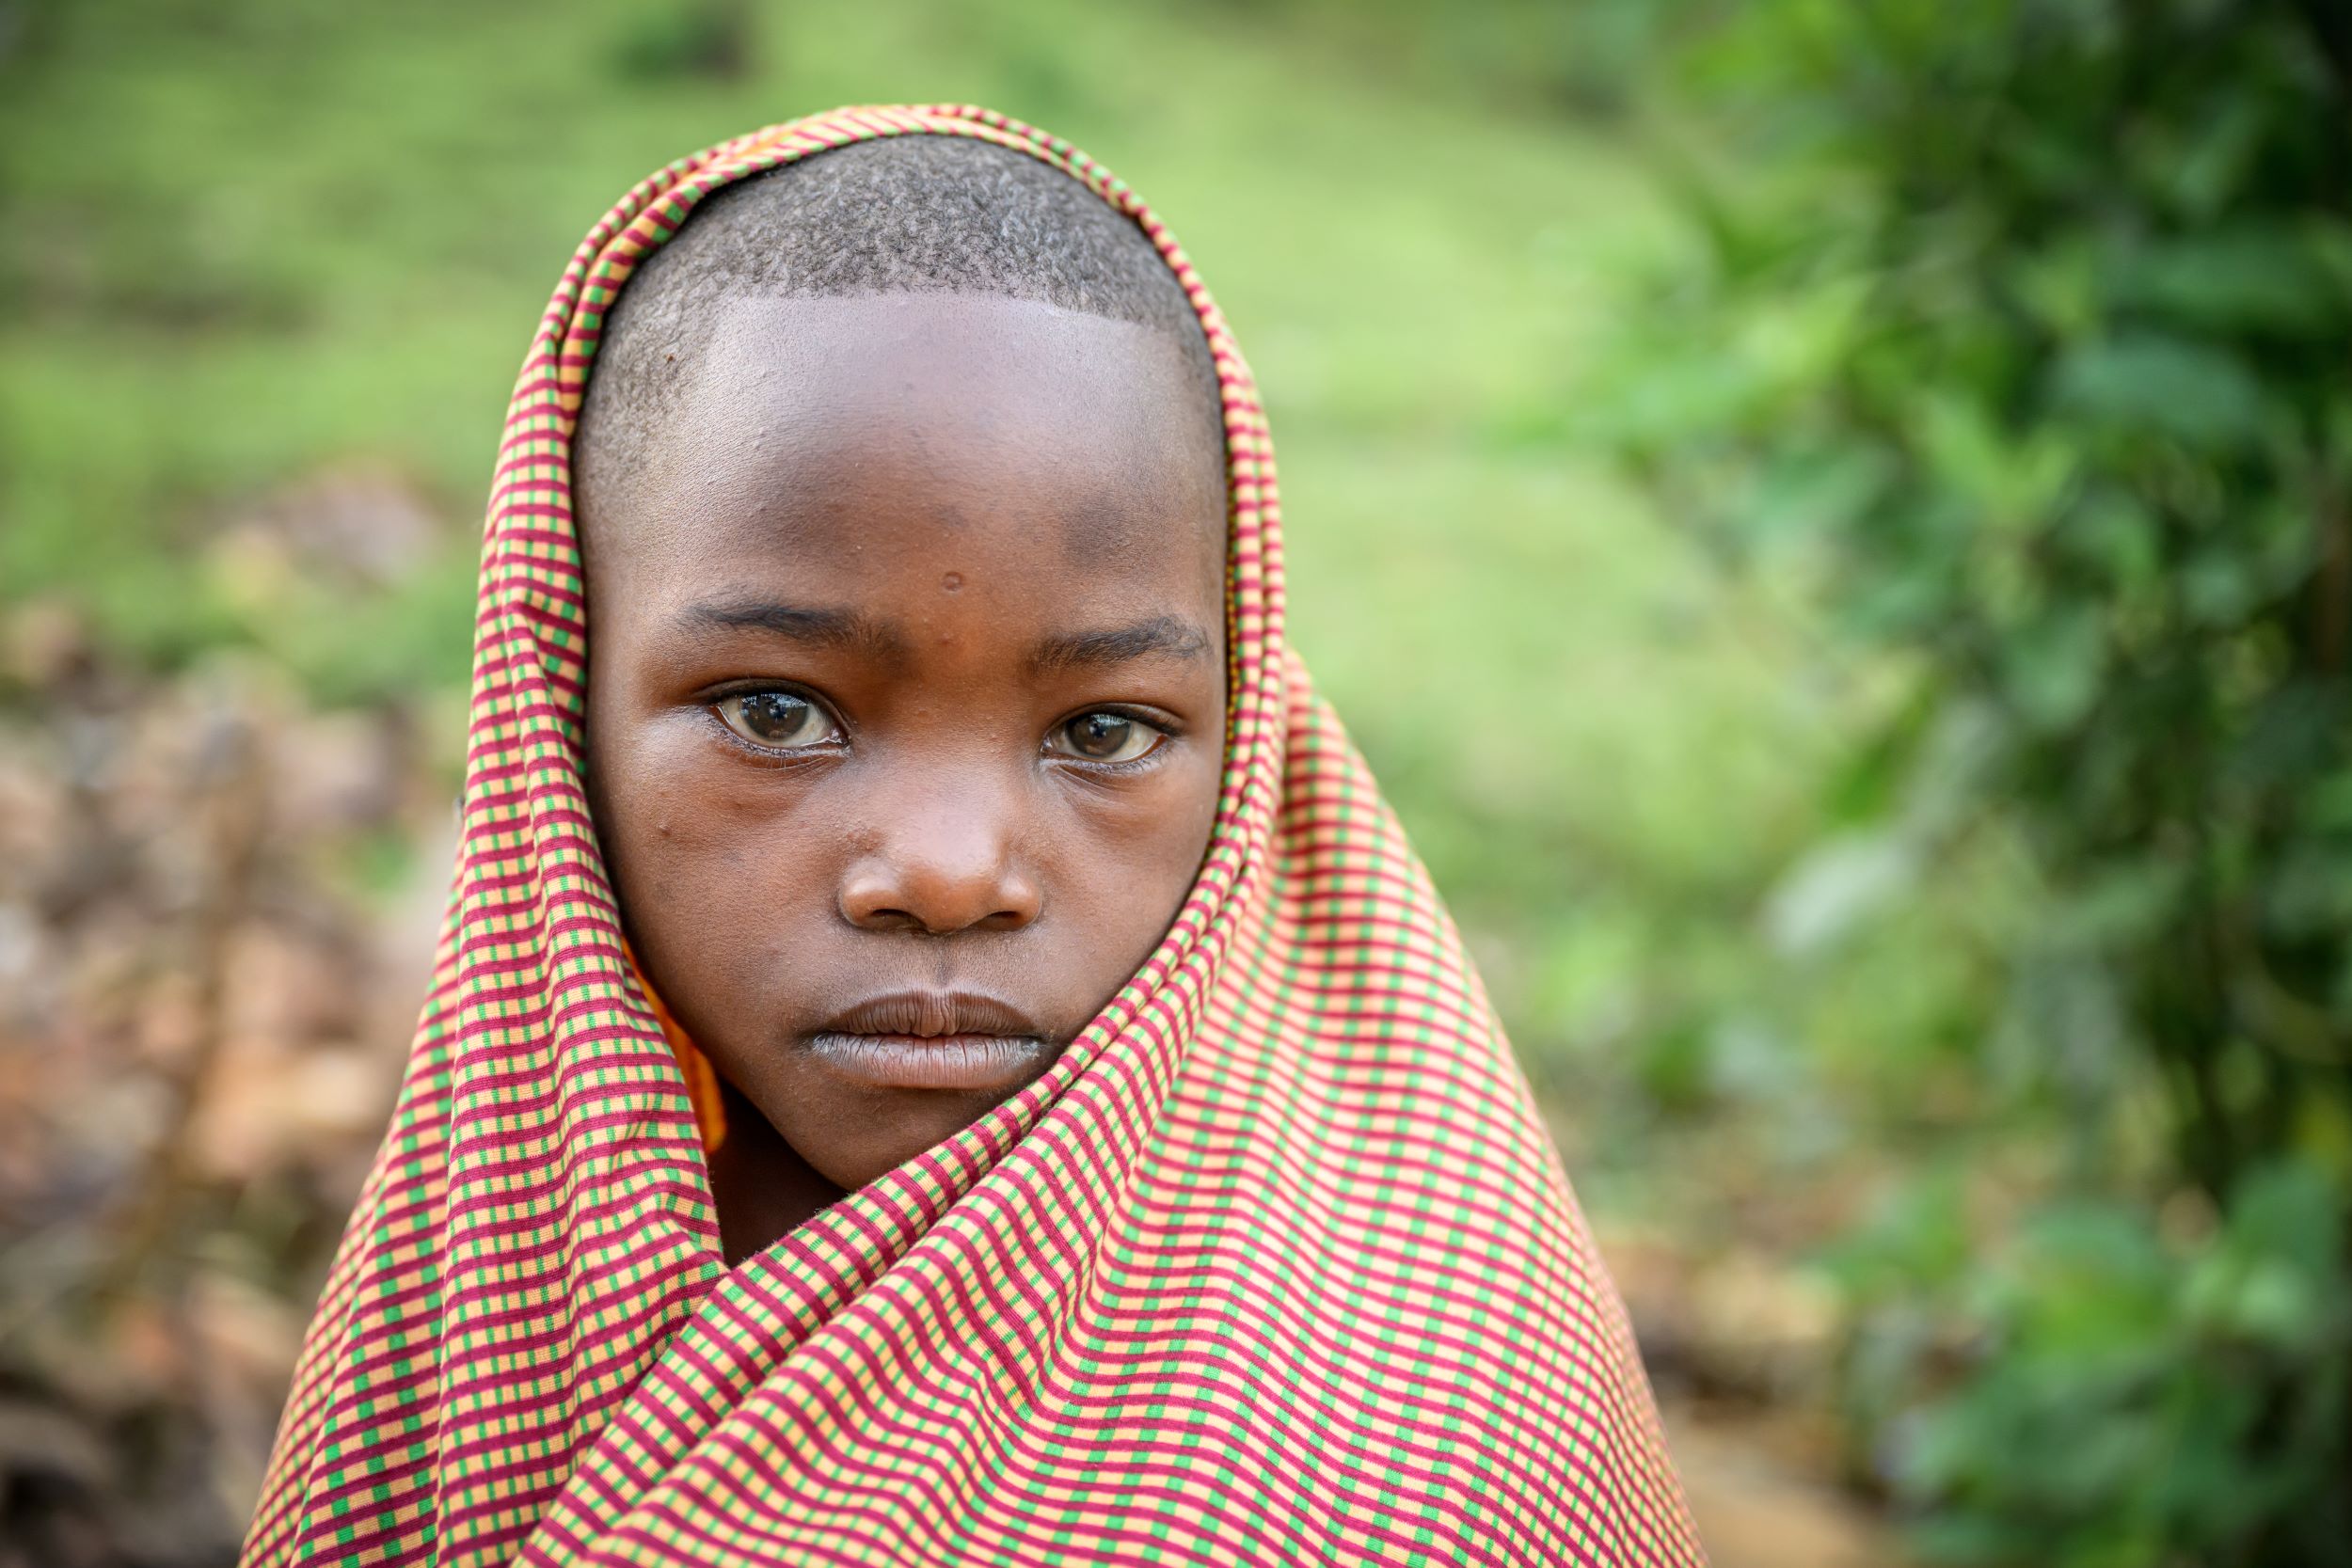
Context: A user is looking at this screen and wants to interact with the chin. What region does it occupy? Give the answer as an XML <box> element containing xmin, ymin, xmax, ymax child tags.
<box><xmin>803</xmin><ymin>1142</ymin><xmax>941</xmax><ymax>1194</ymax></box>
<box><xmin>785</xmin><ymin>1093</ymin><xmax>1007</xmax><ymax>1193</ymax></box>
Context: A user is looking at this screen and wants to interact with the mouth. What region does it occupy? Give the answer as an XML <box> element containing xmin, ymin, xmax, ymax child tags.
<box><xmin>804</xmin><ymin>990</ymin><xmax>1055</xmax><ymax>1093</ymax></box>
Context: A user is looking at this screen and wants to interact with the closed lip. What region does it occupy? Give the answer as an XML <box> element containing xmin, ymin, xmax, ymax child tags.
<box><xmin>806</xmin><ymin>990</ymin><xmax>1054</xmax><ymax>1092</ymax></box>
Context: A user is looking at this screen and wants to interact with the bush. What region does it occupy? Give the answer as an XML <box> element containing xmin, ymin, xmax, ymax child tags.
<box><xmin>1604</xmin><ymin>3</ymin><xmax>2352</xmax><ymax>1560</ymax></box>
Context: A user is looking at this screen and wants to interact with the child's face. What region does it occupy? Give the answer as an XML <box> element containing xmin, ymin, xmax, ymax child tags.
<box><xmin>582</xmin><ymin>293</ymin><xmax>1228</xmax><ymax>1196</ymax></box>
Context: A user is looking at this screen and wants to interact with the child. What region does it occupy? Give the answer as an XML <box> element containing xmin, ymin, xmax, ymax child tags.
<box><xmin>246</xmin><ymin>107</ymin><xmax>1701</xmax><ymax>1568</ymax></box>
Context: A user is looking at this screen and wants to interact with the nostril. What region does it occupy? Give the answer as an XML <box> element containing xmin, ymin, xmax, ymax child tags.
<box><xmin>837</xmin><ymin>858</ymin><xmax>1040</xmax><ymax>936</ymax></box>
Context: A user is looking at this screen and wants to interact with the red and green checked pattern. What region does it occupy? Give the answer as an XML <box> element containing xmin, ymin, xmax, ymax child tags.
<box><xmin>242</xmin><ymin>105</ymin><xmax>1704</xmax><ymax>1568</ymax></box>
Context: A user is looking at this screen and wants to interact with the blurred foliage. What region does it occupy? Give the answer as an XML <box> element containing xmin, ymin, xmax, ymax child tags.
<box><xmin>1603</xmin><ymin>1</ymin><xmax>2352</xmax><ymax>1561</ymax></box>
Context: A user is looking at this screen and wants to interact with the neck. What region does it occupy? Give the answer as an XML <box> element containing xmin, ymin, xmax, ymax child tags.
<box><xmin>706</xmin><ymin>1081</ymin><xmax>846</xmax><ymax>1265</ymax></box>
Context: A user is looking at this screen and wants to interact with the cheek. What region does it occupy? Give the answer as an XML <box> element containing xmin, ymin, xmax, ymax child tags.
<box><xmin>1041</xmin><ymin>744</ymin><xmax>1223</xmax><ymax>927</ymax></box>
<box><xmin>595</xmin><ymin>716</ymin><xmax>839</xmax><ymax>944</ymax></box>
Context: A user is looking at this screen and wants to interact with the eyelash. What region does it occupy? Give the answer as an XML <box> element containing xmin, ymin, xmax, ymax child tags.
<box><xmin>1045</xmin><ymin>705</ymin><xmax>1180</xmax><ymax>773</ymax></box>
<box><xmin>702</xmin><ymin>682</ymin><xmax>846</xmax><ymax>761</ymax></box>
<box><xmin>699</xmin><ymin>687</ymin><xmax>1180</xmax><ymax>771</ymax></box>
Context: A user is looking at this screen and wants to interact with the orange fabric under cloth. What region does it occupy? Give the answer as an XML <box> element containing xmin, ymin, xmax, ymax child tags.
<box><xmin>623</xmin><ymin>943</ymin><xmax>727</xmax><ymax>1153</ymax></box>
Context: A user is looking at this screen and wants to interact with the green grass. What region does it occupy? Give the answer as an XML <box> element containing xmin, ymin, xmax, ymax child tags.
<box><xmin>0</xmin><ymin>0</ymin><xmax>1877</xmax><ymax>1158</ymax></box>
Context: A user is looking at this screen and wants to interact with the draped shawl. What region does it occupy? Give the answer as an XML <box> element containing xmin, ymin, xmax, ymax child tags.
<box><xmin>245</xmin><ymin>105</ymin><xmax>1704</xmax><ymax>1568</ymax></box>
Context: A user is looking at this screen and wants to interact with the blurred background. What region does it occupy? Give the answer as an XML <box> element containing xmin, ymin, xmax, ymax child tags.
<box><xmin>3</xmin><ymin>1</ymin><xmax>2347</xmax><ymax>1563</ymax></box>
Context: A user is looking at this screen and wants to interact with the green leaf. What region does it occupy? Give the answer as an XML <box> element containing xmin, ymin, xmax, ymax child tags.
<box><xmin>1765</xmin><ymin>831</ymin><xmax>1917</xmax><ymax>956</ymax></box>
<box><xmin>2048</xmin><ymin>332</ymin><xmax>2269</xmax><ymax>451</ymax></box>
<box><xmin>2110</xmin><ymin>221</ymin><xmax>2352</xmax><ymax>338</ymax></box>
<box><xmin>1998</xmin><ymin>603</ymin><xmax>2106</xmax><ymax>731</ymax></box>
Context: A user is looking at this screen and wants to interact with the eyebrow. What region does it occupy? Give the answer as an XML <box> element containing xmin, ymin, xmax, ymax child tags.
<box><xmin>1026</xmin><ymin>615</ymin><xmax>1215</xmax><ymax>676</ymax></box>
<box><xmin>676</xmin><ymin>596</ymin><xmax>909</xmax><ymax>663</ymax></box>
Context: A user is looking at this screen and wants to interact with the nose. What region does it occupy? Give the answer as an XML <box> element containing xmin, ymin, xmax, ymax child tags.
<box><xmin>837</xmin><ymin>785</ymin><xmax>1041</xmax><ymax>937</ymax></box>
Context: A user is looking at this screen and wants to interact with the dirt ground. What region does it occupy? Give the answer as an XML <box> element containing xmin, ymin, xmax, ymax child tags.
<box><xmin>1666</xmin><ymin>1402</ymin><xmax>1903</xmax><ymax>1568</ymax></box>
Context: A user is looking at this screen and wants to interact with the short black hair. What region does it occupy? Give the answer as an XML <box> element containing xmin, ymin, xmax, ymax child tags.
<box><xmin>575</xmin><ymin>135</ymin><xmax>1224</xmax><ymax>507</ymax></box>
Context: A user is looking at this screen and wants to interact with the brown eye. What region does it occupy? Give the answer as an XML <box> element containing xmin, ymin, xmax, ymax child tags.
<box><xmin>715</xmin><ymin>690</ymin><xmax>834</xmax><ymax>750</ymax></box>
<box><xmin>1048</xmin><ymin>711</ymin><xmax>1164</xmax><ymax>765</ymax></box>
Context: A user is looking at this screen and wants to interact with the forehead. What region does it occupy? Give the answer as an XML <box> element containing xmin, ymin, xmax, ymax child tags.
<box><xmin>584</xmin><ymin>293</ymin><xmax>1226</xmax><ymax>605</ymax></box>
